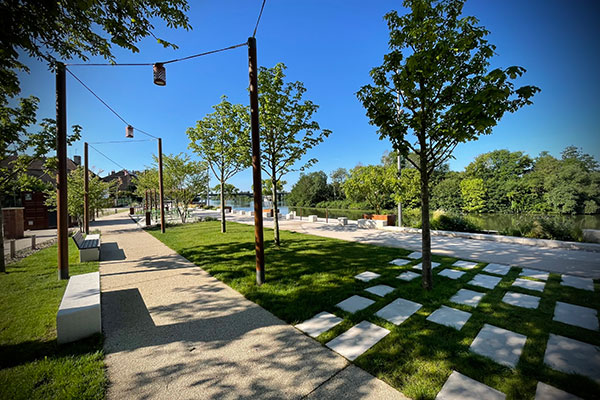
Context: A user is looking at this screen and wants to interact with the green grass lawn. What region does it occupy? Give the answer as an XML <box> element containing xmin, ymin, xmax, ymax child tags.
<box><xmin>149</xmin><ymin>220</ymin><xmax>600</xmax><ymax>400</ymax></box>
<box><xmin>0</xmin><ymin>241</ymin><xmax>106</xmax><ymax>400</ymax></box>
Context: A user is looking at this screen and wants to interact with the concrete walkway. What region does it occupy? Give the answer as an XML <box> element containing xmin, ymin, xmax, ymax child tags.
<box><xmin>95</xmin><ymin>213</ymin><xmax>406</xmax><ymax>400</ymax></box>
<box><xmin>223</xmin><ymin>213</ymin><xmax>600</xmax><ymax>279</ymax></box>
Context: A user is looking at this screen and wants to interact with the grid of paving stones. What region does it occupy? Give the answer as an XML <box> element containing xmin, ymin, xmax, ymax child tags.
<box><xmin>427</xmin><ymin>305</ymin><xmax>472</xmax><ymax>330</ymax></box>
<box><xmin>520</xmin><ymin>268</ymin><xmax>549</xmax><ymax>281</ymax></box>
<box><xmin>467</xmin><ymin>273</ymin><xmax>502</xmax><ymax>290</ymax></box>
<box><xmin>389</xmin><ymin>258</ymin><xmax>411</xmax><ymax>266</ymax></box>
<box><xmin>553</xmin><ymin>301</ymin><xmax>599</xmax><ymax>331</ymax></box>
<box><xmin>412</xmin><ymin>261</ymin><xmax>441</xmax><ymax>270</ymax></box>
<box><xmin>397</xmin><ymin>271</ymin><xmax>420</xmax><ymax>281</ymax></box>
<box><xmin>406</xmin><ymin>251</ymin><xmax>422</xmax><ymax>259</ymax></box>
<box><xmin>336</xmin><ymin>295</ymin><xmax>375</xmax><ymax>313</ymax></box>
<box><xmin>535</xmin><ymin>382</ymin><xmax>582</xmax><ymax>400</ymax></box>
<box><xmin>512</xmin><ymin>277</ymin><xmax>546</xmax><ymax>292</ymax></box>
<box><xmin>354</xmin><ymin>271</ymin><xmax>381</xmax><ymax>282</ymax></box>
<box><xmin>482</xmin><ymin>263</ymin><xmax>511</xmax><ymax>276</ymax></box>
<box><xmin>365</xmin><ymin>285</ymin><xmax>395</xmax><ymax>297</ymax></box>
<box><xmin>438</xmin><ymin>269</ymin><xmax>466</xmax><ymax>280</ymax></box>
<box><xmin>470</xmin><ymin>324</ymin><xmax>527</xmax><ymax>368</ymax></box>
<box><xmin>453</xmin><ymin>260</ymin><xmax>479</xmax><ymax>269</ymax></box>
<box><xmin>561</xmin><ymin>275</ymin><xmax>595</xmax><ymax>291</ymax></box>
<box><xmin>501</xmin><ymin>291</ymin><xmax>540</xmax><ymax>309</ymax></box>
<box><xmin>298</xmin><ymin>259</ymin><xmax>598</xmax><ymax>399</ymax></box>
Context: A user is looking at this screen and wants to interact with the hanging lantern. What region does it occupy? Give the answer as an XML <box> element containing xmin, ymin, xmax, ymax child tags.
<box><xmin>153</xmin><ymin>63</ymin><xmax>166</xmax><ymax>86</ymax></box>
<box><xmin>126</xmin><ymin>125</ymin><xmax>134</xmax><ymax>138</ymax></box>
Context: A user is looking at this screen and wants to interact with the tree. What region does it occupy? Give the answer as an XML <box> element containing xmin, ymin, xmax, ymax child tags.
<box><xmin>287</xmin><ymin>171</ymin><xmax>331</xmax><ymax>207</ymax></box>
<box><xmin>357</xmin><ymin>0</ymin><xmax>539</xmax><ymax>289</ymax></box>
<box><xmin>329</xmin><ymin>168</ymin><xmax>349</xmax><ymax>200</ymax></box>
<box><xmin>258</xmin><ymin>63</ymin><xmax>331</xmax><ymax>246</ymax></box>
<box><xmin>187</xmin><ymin>96</ymin><xmax>251</xmax><ymax>232</ymax></box>
<box><xmin>45</xmin><ymin>167</ymin><xmax>113</xmax><ymax>230</ymax></box>
<box><xmin>431</xmin><ymin>171</ymin><xmax>463</xmax><ymax>212</ymax></box>
<box><xmin>343</xmin><ymin>165</ymin><xmax>395</xmax><ymax>214</ymax></box>
<box><xmin>460</xmin><ymin>178</ymin><xmax>486</xmax><ymax>213</ymax></box>
<box><xmin>393</xmin><ymin>168</ymin><xmax>421</xmax><ymax>209</ymax></box>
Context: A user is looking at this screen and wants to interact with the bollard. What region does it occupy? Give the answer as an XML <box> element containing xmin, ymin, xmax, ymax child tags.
<box><xmin>299</xmin><ymin>208</ymin><xmax>302</xmax><ymax>220</ymax></box>
<box><xmin>31</xmin><ymin>235</ymin><xmax>36</xmax><ymax>250</ymax></box>
<box><xmin>10</xmin><ymin>239</ymin><xmax>16</xmax><ymax>258</ymax></box>
<box><xmin>145</xmin><ymin>211</ymin><xmax>151</xmax><ymax>226</ymax></box>
<box><xmin>326</xmin><ymin>208</ymin><xmax>328</xmax><ymax>223</ymax></box>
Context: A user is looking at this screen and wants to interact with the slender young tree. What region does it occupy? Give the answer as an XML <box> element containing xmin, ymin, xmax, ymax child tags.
<box><xmin>187</xmin><ymin>96</ymin><xmax>251</xmax><ymax>232</ymax></box>
<box><xmin>357</xmin><ymin>0</ymin><xmax>539</xmax><ymax>289</ymax></box>
<box><xmin>258</xmin><ymin>63</ymin><xmax>331</xmax><ymax>246</ymax></box>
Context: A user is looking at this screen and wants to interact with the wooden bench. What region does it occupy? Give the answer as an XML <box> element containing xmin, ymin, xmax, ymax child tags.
<box><xmin>57</xmin><ymin>272</ymin><xmax>101</xmax><ymax>344</ymax></box>
<box><xmin>72</xmin><ymin>231</ymin><xmax>101</xmax><ymax>262</ymax></box>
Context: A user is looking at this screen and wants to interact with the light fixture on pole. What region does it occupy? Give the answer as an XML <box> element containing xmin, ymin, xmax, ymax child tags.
<box><xmin>126</xmin><ymin>125</ymin><xmax>134</xmax><ymax>138</ymax></box>
<box><xmin>153</xmin><ymin>63</ymin><xmax>166</xmax><ymax>86</ymax></box>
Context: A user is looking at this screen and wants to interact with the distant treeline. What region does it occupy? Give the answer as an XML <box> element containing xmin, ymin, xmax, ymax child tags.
<box><xmin>287</xmin><ymin>146</ymin><xmax>600</xmax><ymax>215</ymax></box>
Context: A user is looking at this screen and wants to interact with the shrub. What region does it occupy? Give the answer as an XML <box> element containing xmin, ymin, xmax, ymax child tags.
<box><xmin>430</xmin><ymin>211</ymin><xmax>482</xmax><ymax>233</ymax></box>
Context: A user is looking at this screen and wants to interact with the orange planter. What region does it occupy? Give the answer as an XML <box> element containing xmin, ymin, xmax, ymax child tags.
<box><xmin>363</xmin><ymin>213</ymin><xmax>396</xmax><ymax>226</ymax></box>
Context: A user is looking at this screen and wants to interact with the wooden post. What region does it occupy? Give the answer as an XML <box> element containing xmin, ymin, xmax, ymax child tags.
<box><xmin>84</xmin><ymin>142</ymin><xmax>89</xmax><ymax>234</ymax></box>
<box><xmin>56</xmin><ymin>62</ymin><xmax>69</xmax><ymax>280</ymax></box>
<box><xmin>326</xmin><ymin>208</ymin><xmax>329</xmax><ymax>223</ymax></box>
<box><xmin>9</xmin><ymin>240</ymin><xmax>16</xmax><ymax>258</ymax></box>
<box><xmin>158</xmin><ymin>138</ymin><xmax>166</xmax><ymax>233</ymax></box>
<box><xmin>31</xmin><ymin>235</ymin><xmax>36</xmax><ymax>250</ymax></box>
<box><xmin>248</xmin><ymin>37</ymin><xmax>265</xmax><ymax>285</ymax></box>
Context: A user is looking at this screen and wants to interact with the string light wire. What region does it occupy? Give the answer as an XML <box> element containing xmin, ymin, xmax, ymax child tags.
<box><xmin>253</xmin><ymin>0</ymin><xmax>267</xmax><ymax>37</ymax></box>
<box><xmin>88</xmin><ymin>143</ymin><xmax>128</xmax><ymax>171</ymax></box>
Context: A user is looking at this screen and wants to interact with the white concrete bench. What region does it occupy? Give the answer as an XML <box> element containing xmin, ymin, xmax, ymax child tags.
<box><xmin>57</xmin><ymin>272</ymin><xmax>101</xmax><ymax>344</ymax></box>
<box><xmin>307</xmin><ymin>215</ymin><xmax>318</xmax><ymax>222</ymax></box>
<box><xmin>338</xmin><ymin>217</ymin><xmax>348</xmax><ymax>226</ymax></box>
<box><xmin>72</xmin><ymin>231</ymin><xmax>101</xmax><ymax>262</ymax></box>
<box><xmin>357</xmin><ymin>219</ymin><xmax>387</xmax><ymax>229</ymax></box>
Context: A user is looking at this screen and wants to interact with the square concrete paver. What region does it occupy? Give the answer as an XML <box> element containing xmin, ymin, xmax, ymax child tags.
<box><xmin>450</xmin><ymin>289</ymin><xmax>485</xmax><ymax>307</ymax></box>
<box><xmin>470</xmin><ymin>324</ymin><xmax>527</xmax><ymax>368</ymax></box>
<box><xmin>375</xmin><ymin>297</ymin><xmax>422</xmax><ymax>325</ymax></box>
<box><xmin>355</xmin><ymin>271</ymin><xmax>381</xmax><ymax>282</ymax></box>
<box><xmin>553</xmin><ymin>301</ymin><xmax>599</xmax><ymax>331</ymax></box>
<box><xmin>365</xmin><ymin>285</ymin><xmax>395</xmax><ymax>297</ymax></box>
<box><xmin>468</xmin><ymin>274</ymin><xmax>502</xmax><ymax>290</ymax></box>
<box><xmin>453</xmin><ymin>260</ymin><xmax>479</xmax><ymax>269</ymax></box>
<box><xmin>427</xmin><ymin>305</ymin><xmax>472</xmax><ymax>330</ymax></box>
<box><xmin>413</xmin><ymin>262</ymin><xmax>441</xmax><ymax>270</ymax></box>
<box><xmin>512</xmin><ymin>278</ymin><xmax>546</xmax><ymax>292</ymax></box>
<box><xmin>435</xmin><ymin>371</ymin><xmax>505</xmax><ymax>400</ymax></box>
<box><xmin>326</xmin><ymin>321</ymin><xmax>390</xmax><ymax>361</ymax></box>
<box><xmin>397</xmin><ymin>271</ymin><xmax>420</xmax><ymax>281</ymax></box>
<box><xmin>535</xmin><ymin>382</ymin><xmax>582</xmax><ymax>400</ymax></box>
<box><xmin>501</xmin><ymin>292</ymin><xmax>540</xmax><ymax>309</ymax></box>
<box><xmin>407</xmin><ymin>251</ymin><xmax>422</xmax><ymax>259</ymax></box>
<box><xmin>561</xmin><ymin>275</ymin><xmax>595</xmax><ymax>291</ymax></box>
<box><xmin>438</xmin><ymin>269</ymin><xmax>466</xmax><ymax>280</ymax></box>
<box><xmin>336</xmin><ymin>295</ymin><xmax>375</xmax><ymax>313</ymax></box>
<box><xmin>520</xmin><ymin>268</ymin><xmax>549</xmax><ymax>281</ymax></box>
<box><xmin>482</xmin><ymin>264</ymin><xmax>511</xmax><ymax>276</ymax></box>
<box><xmin>544</xmin><ymin>334</ymin><xmax>600</xmax><ymax>384</ymax></box>
<box><xmin>390</xmin><ymin>258</ymin><xmax>411</xmax><ymax>266</ymax></box>
<box><xmin>295</xmin><ymin>312</ymin><xmax>343</xmax><ymax>338</ymax></box>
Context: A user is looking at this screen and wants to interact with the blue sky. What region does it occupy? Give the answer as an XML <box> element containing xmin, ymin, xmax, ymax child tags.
<box><xmin>18</xmin><ymin>0</ymin><xmax>600</xmax><ymax>191</ymax></box>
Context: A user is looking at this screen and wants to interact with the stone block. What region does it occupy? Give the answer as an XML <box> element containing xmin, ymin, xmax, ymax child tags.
<box><xmin>57</xmin><ymin>272</ymin><xmax>101</xmax><ymax>344</ymax></box>
<box><xmin>337</xmin><ymin>217</ymin><xmax>348</xmax><ymax>226</ymax></box>
<box><xmin>307</xmin><ymin>215</ymin><xmax>318</xmax><ymax>222</ymax></box>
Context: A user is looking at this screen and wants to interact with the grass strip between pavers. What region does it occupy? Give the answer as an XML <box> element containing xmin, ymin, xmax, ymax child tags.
<box><xmin>149</xmin><ymin>220</ymin><xmax>600</xmax><ymax>400</ymax></box>
<box><xmin>0</xmin><ymin>240</ymin><xmax>106</xmax><ymax>400</ymax></box>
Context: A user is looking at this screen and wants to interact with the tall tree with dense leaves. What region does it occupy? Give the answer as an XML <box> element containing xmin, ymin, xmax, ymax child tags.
<box><xmin>187</xmin><ymin>96</ymin><xmax>251</xmax><ymax>232</ymax></box>
<box><xmin>357</xmin><ymin>0</ymin><xmax>539</xmax><ymax>289</ymax></box>
<box><xmin>330</xmin><ymin>168</ymin><xmax>349</xmax><ymax>200</ymax></box>
<box><xmin>287</xmin><ymin>171</ymin><xmax>331</xmax><ymax>207</ymax></box>
<box><xmin>343</xmin><ymin>165</ymin><xmax>395</xmax><ymax>214</ymax></box>
<box><xmin>258</xmin><ymin>63</ymin><xmax>331</xmax><ymax>246</ymax></box>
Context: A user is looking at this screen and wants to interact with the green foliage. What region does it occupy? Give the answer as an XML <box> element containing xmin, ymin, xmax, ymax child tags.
<box><xmin>499</xmin><ymin>215</ymin><xmax>582</xmax><ymax>242</ymax></box>
<box><xmin>45</xmin><ymin>167</ymin><xmax>113</xmax><ymax>229</ymax></box>
<box><xmin>343</xmin><ymin>165</ymin><xmax>395</xmax><ymax>214</ymax></box>
<box><xmin>393</xmin><ymin>168</ymin><xmax>421</xmax><ymax>209</ymax></box>
<box><xmin>431</xmin><ymin>171</ymin><xmax>463</xmax><ymax>212</ymax></box>
<box><xmin>329</xmin><ymin>168</ymin><xmax>349</xmax><ymax>200</ymax></box>
<box><xmin>287</xmin><ymin>171</ymin><xmax>332</xmax><ymax>207</ymax></box>
<box><xmin>212</xmin><ymin>183</ymin><xmax>239</xmax><ymax>200</ymax></box>
<box><xmin>460</xmin><ymin>178</ymin><xmax>486</xmax><ymax>213</ymax></box>
<box><xmin>430</xmin><ymin>211</ymin><xmax>481</xmax><ymax>233</ymax></box>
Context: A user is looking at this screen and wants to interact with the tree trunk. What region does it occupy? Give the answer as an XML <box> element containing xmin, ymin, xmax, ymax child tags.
<box><xmin>419</xmin><ymin>152</ymin><xmax>433</xmax><ymax>290</ymax></box>
<box><xmin>220</xmin><ymin>175</ymin><xmax>226</xmax><ymax>233</ymax></box>
<box><xmin>0</xmin><ymin>206</ymin><xmax>5</xmax><ymax>273</ymax></box>
<box><xmin>272</xmin><ymin>173</ymin><xmax>280</xmax><ymax>246</ymax></box>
